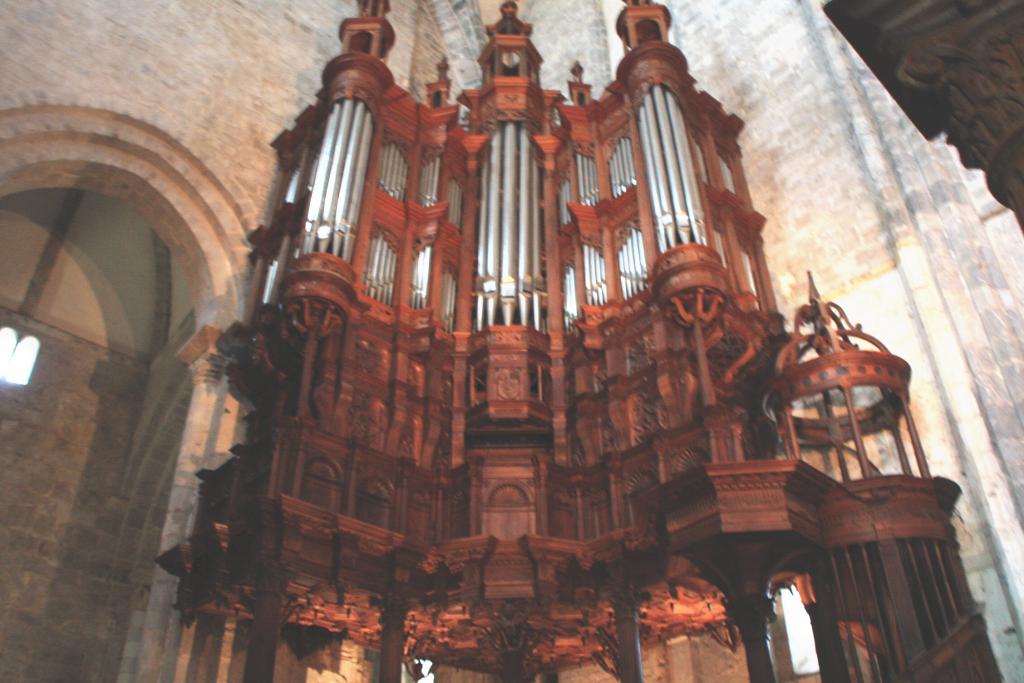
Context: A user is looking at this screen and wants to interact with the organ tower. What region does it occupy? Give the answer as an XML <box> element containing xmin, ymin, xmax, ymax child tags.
<box><xmin>158</xmin><ymin>2</ymin><xmax>1003</xmax><ymax>682</ymax></box>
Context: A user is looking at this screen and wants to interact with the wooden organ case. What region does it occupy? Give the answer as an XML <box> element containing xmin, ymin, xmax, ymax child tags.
<box><xmin>158</xmin><ymin>1</ymin><xmax>1002</xmax><ymax>682</ymax></box>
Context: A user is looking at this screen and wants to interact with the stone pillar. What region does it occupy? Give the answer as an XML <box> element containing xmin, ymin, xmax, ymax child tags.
<box><xmin>728</xmin><ymin>595</ymin><xmax>777</xmax><ymax>683</ymax></box>
<box><xmin>612</xmin><ymin>589</ymin><xmax>645</xmax><ymax>683</ymax></box>
<box><xmin>128</xmin><ymin>327</ymin><xmax>229</xmax><ymax>683</ymax></box>
<box><xmin>378</xmin><ymin>596</ymin><xmax>408</xmax><ymax>683</ymax></box>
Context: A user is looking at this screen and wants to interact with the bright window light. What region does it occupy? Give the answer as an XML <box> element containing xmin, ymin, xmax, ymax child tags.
<box><xmin>413</xmin><ymin>659</ymin><xmax>434</xmax><ymax>683</ymax></box>
<box><xmin>780</xmin><ymin>585</ymin><xmax>819</xmax><ymax>675</ymax></box>
<box><xmin>0</xmin><ymin>326</ymin><xmax>40</xmax><ymax>386</ymax></box>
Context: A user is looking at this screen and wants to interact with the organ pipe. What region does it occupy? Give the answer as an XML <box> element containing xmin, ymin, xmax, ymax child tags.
<box><xmin>618</xmin><ymin>226</ymin><xmax>647</xmax><ymax>299</ymax></box>
<box><xmin>447</xmin><ymin>181</ymin><xmax>463</xmax><ymax>226</ymax></box>
<box><xmin>637</xmin><ymin>85</ymin><xmax>706</xmax><ymax>250</ymax></box>
<box><xmin>419</xmin><ymin>156</ymin><xmax>441</xmax><ymax>206</ymax></box>
<box><xmin>364</xmin><ymin>234</ymin><xmax>397</xmax><ymax>304</ymax></box>
<box><xmin>563</xmin><ymin>265</ymin><xmax>579</xmax><ymax>331</ymax></box>
<box><xmin>610</xmin><ymin>137</ymin><xmax>637</xmax><ymax>198</ymax></box>
<box><xmin>379</xmin><ymin>142</ymin><xmax>409</xmax><ymax>200</ymax></box>
<box><xmin>583</xmin><ymin>243</ymin><xmax>606</xmax><ymax>306</ymax></box>
<box><xmin>303</xmin><ymin>98</ymin><xmax>374</xmax><ymax>262</ymax></box>
<box><xmin>410</xmin><ymin>245</ymin><xmax>433</xmax><ymax>309</ymax></box>
<box><xmin>558</xmin><ymin>179</ymin><xmax>572</xmax><ymax>225</ymax></box>
<box><xmin>474</xmin><ymin>122</ymin><xmax>545</xmax><ymax>331</ymax></box>
<box><xmin>440</xmin><ymin>270</ymin><xmax>457</xmax><ymax>333</ymax></box>
<box><xmin>576</xmin><ymin>154</ymin><xmax>600</xmax><ymax>206</ymax></box>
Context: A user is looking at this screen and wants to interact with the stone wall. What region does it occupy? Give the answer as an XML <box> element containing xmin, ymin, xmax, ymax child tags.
<box><xmin>0</xmin><ymin>308</ymin><xmax>190</xmax><ymax>683</ymax></box>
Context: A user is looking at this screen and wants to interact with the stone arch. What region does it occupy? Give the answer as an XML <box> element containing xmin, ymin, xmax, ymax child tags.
<box><xmin>0</xmin><ymin>105</ymin><xmax>250</xmax><ymax>328</ymax></box>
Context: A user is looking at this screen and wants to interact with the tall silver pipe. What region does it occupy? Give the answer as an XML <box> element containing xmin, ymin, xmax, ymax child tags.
<box><xmin>499</xmin><ymin>123</ymin><xmax>516</xmax><ymax>324</ymax></box>
<box><xmin>384</xmin><ymin>246</ymin><xmax>396</xmax><ymax>303</ymax></box>
<box><xmin>517</xmin><ymin>126</ymin><xmax>531</xmax><ymax>324</ymax></box>
<box><xmin>665</xmin><ymin>91</ymin><xmax>706</xmax><ymax>244</ymax></box>
<box><xmin>331</xmin><ymin>101</ymin><xmax>366</xmax><ymax>255</ymax></box>
<box><xmin>372</xmin><ymin>241</ymin><xmax>384</xmax><ymax>301</ymax></box>
<box><xmin>531</xmin><ymin>155</ymin><xmax>542</xmax><ymax>331</ymax></box>
<box><xmin>610</xmin><ymin>151</ymin><xmax>621</xmax><ymax>197</ymax></box>
<box><xmin>617</xmin><ymin>141</ymin><xmax>629</xmax><ymax>194</ymax></box>
<box><xmin>307</xmin><ymin>103</ymin><xmax>342</xmax><ymax>239</ymax></box>
<box><xmin>476</xmin><ymin>156</ymin><xmax>491</xmax><ymax>331</ymax></box>
<box><xmin>621</xmin><ymin>141</ymin><xmax>630</xmax><ymax>192</ymax></box>
<box><xmin>637</xmin><ymin>101</ymin><xmax>669</xmax><ymax>252</ymax></box>
<box><xmin>652</xmin><ymin>87</ymin><xmax>688</xmax><ymax>244</ymax></box>
<box><xmin>380</xmin><ymin>145</ymin><xmax>393</xmax><ymax>195</ymax></box>
<box><xmin>617</xmin><ymin>248</ymin><xmax>628</xmax><ymax>299</ymax></box>
<box><xmin>368</xmin><ymin>237</ymin><xmax>385</xmax><ymax>299</ymax></box>
<box><xmin>322</xmin><ymin>99</ymin><xmax>355</xmax><ymax>233</ymax></box>
<box><xmin>342</xmin><ymin>108</ymin><xmax>373</xmax><ymax>262</ymax></box>
<box><xmin>485</xmin><ymin>134</ymin><xmax>501</xmax><ymax>327</ymax></box>
<box><xmin>641</xmin><ymin>96</ymin><xmax>676</xmax><ymax>249</ymax></box>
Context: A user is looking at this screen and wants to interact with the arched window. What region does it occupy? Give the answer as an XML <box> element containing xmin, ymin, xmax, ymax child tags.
<box><xmin>0</xmin><ymin>327</ymin><xmax>40</xmax><ymax>386</ymax></box>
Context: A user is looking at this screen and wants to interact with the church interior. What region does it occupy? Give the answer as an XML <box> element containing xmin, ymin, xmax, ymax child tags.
<box><xmin>0</xmin><ymin>1</ymin><xmax>1022</xmax><ymax>682</ymax></box>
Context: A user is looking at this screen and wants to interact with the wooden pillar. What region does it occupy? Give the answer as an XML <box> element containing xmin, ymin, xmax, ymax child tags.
<box><xmin>378</xmin><ymin>596</ymin><xmax>408</xmax><ymax>683</ymax></box>
<box><xmin>613</xmin><ymin>588</ymin><xmax>645</xmax><ymax>683</ymax></box>
<box><xmin>242</xmin><ymin>580</ymin><xmax>284</xmax><ymax>683</ymax></box>
<box><xmin>805</xmin><ymin>566</ymin><xmax>853</xmax><ymax>683</ymax></box>
<box><xmin>728</xmin><ymin>594</ymin><xmax>777</xmax><ymax>683</ymax></box>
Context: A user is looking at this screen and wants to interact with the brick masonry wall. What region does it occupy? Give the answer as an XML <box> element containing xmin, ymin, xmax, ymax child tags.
<box><xmin>0</xmin><ymin>308</ymin><xmax>190</xmax><ymax>683</ymax></box>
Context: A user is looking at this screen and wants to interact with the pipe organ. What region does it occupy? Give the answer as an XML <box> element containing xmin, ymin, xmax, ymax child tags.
<box><xmin>162</xmin><ymin>2</ymin><xmax>1002</xmax><ymax>682</ymax></box>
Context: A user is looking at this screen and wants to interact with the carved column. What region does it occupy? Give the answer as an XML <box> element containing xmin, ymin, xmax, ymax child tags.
<box><xmin>131</xmin><ymin>328</ymin><xmax>230</xmax><ymax>683</ymax></box>
<box><xmin>826</xmin><ymin>0</ymin><xmax>1024</xmax><ymax>229</ymax></box>
<box><xmin>728</xmin><ymin>594</ymin><xmax>777</xmax><ymax>683</ymax></box>
<box><xmin>378</xmin><ymin>596</ymin><xmax>408</xmax><ymax>683</ymax></box>
<box><xmin>612</xmin><ymin>587</ymin><xmax>645</xmax><ymax>683</ymax></box>
<box><xmin>802</xmin><ymin>570</ymin><xmax>853</xmax><ymax>683</ymax></box>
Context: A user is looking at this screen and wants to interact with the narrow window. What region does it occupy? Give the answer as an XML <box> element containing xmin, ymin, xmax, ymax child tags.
<box><xmin>0</xmin><ymin>327</ymin><xmax>40</xmax><ymax>386</ymax></box>
<box><xmin>779</xmin><ymin>586</ymin><xmax>820</xmax><ymax>675</ymax></box>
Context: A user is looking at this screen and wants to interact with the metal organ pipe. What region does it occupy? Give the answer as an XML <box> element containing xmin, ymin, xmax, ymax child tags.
<box><xmin>410</xmin><ymin>245</ymin><xmax>432</xmax><ymax>309</ymax></box>
<box><xmin>531</xmin><ymin>139</ymin><xmax>543</xmax><ymax>331</ymax></box>
<box><xmin>379</xmin><ymin>142</ymin><xmax>408</xmax><ymax>201</ymax></box>
<box><xmin>609</xmin><ymin>137</ymin><xmax>636</xmax><ymax>198</ymax></box>
<box><xmin>476</xmin><ymin>154</ymin><xmax>492</xmax><ymax>331</ymax></box>
<box><xmin>501</xmin><ymin>123</ymin><xmax>517</xmax><ymax>324</ymax></box>
<box><xmin>440</xmin><ymin>270</ymin><xmax>457</xmax><ymax>333</ymax></box>
<box><xmin>652</xmin><ymin>88</ymin><xmax>689</xmax><ymax>240</ymax></box>
<box><xmin>618</xmin><ymin>226</ymin><xmax>647</xmax><ymax>299</ymax></box>
<box><xmin>563</xmin><ymin>265</ymin><xmax>579</xmax><ymax>330</ymax></box>
<box><xmin>638</xmin><ymin>85</ymin><xmax>705</xmax><ymax>250</ymax></box>
<box><xmin>447</xmin><ymin>181</ymin><xmax>463</xmax><ymax>226</ymax></box>
<box><xmin>485</xmin><ymin>130</ymin><xmax>501</xmax><ymax>327</ymax></box>
<box><xmin>664</xmin><ymin>88</ymin><xmax>706</xmax><ymax>244</ymax></box>
<box><xmin>517</xmin><ymin>124</ymin><xmax>530</xmax><ymax>325</ymax></box>
<box><xmin>303</xmin><ymin>99</ymin><xmax>375</xmax><ymax>261</ymax></box>
<box><xmin>473</xmin><ymin>122</ymin><xmax>545</xmax><ymax>331</ymax></box>
<box><xmin>419</xmin><ymin>156</ymin><xmax>441</xmax><ymax>206</ymax></box>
